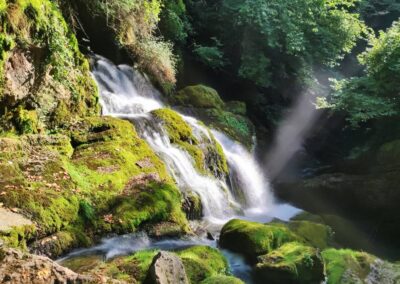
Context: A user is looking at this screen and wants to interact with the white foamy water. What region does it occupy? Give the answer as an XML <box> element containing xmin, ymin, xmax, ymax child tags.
<box><xmin>213</xmin><ymin>131</ymin><xmax>275</xmax><ymax>215</ymax></box>
<box><xmin>91</xmin><ymin>55</ymin><xmax>274</xmax><ymax>223</ymax></box>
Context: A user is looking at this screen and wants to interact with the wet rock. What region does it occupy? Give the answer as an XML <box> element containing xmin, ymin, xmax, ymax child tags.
<box><xmin>30</xmin><ymin>231</ymin><xmax>77</xmax><ymax>259</ymax></box>
<box><xmin>146</xmin><ymin>251</ymin><xmax>189</xmax><ymax>284</ymax></box>
<box><xmin>254</xmin><ymin>242</ymin><xmax>325</xmax><ymax>284</ymax></box>
<box><xmin>182</xmin><ymin>192</ymin><xmax>203</xmax><ymax>220</ymax></box>
<box><xmin>144</xmin><ymin>222</ymin><xmax>185</xmax><ymax>239</ymax></box>
<box><xmin>0</xmin><ymin>247</ymin><xmax>122</xmax><ymax>284</ymax></box>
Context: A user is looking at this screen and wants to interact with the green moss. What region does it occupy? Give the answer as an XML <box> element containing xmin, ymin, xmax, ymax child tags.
<box><xmin>0</xmin><ymin>225</ymin><xmax>36</xmax><ymax>250</ymax></box>
<box><xmin>130</xmin><ymin>250</ymin><xmax>160</xmax><ymax>282</ymax></box>
<box><xmin>152</xmin><ymin>108</ymin><xmax>196</xmax><ymax>144</ymax></box>
<box><xmin>255</xmin><ymin>242</ymin><xmax>325</xmax><ymax>284</ymax></box>
<box><xmin>201</xmin><ymin>275</ymin><xmax>244</xmax><ymax>284</ymax></box>
<box><xmin>151</xmin><ymin>108</ymin><xmax>229</xmax><ymax>177</ymax></box>
<box><xmin>225</xmin><ymin>101</ymin><xmax>247</xmax><ymax>115</ymax></box>
<box><xmin>14</xmin><ymin>107</ymin><xmax>39</xmax><ymax>134</ymax></box>
<box><xmin>177</xmin><ymin>245</ymin><xmax>229</xmax><ymax>283</ymax></box>
<box><xmin>0</xmin><ymin>0</ymin><xmax>99</xmax><ymax>133</ymax></box>
<box><xmin>220</xmin><ymin>219</ymin><xmax>300</xmax><ymax>261</ymax></box>
<box><xmin>322</xmin><ymin>249</ymin><xmax>376</xmax><ymax>284</ymax></box>
<box><xmin>0</xmin><ymin>117</ymin><xmax>190</xmax><ymax>251</ymax></box>
<box><xmin>288</xmin><ymin>220</ymin><xmax>332</xmax><ymax>249</ymax></box>
<box><xmin>174</xmin><ymin>85</ymin><xmax>225</xmax><ymax>109</ymax></box>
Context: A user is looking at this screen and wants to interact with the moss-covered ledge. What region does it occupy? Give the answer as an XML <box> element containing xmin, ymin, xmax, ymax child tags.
<box><xmin>0</xmin><ymin>116</ymin><xmax>190</xmax><ymax>257</ymax></box>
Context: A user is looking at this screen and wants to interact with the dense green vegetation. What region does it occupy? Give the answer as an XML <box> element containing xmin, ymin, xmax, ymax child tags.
<box><xmin>327</xmin><ymin>20</ymin><xmax>400</xmax><ymax>126</ymax></box>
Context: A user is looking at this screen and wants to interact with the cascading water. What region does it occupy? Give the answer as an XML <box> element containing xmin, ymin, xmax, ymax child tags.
<box><xmin>212</xmin><ymin>131</ymin><xmax>274</xmax><ymax>215</ymax></box>
<box><xmin>91</xmin><ymin>55</ymin><xmax>273</xmax><ymax>223</ymax></box>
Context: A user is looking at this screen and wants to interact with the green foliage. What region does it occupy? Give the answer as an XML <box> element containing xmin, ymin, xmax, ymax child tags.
<box><xmin>328</xmin><ymin>20</ymin><xmax>400</xmax><ymax>126</ymax></box>
<box><xmin>177</xmin><ymin>245</ymin><xmax>229</xmax><ymax>283</ymax></box>
<box><xmin>159</xmin><ymin>0</ymin><xmax>189</xmax><ymax>44</ymax></box>
<box><xmin>193</xmin><ymin>38</ymin><xmax>227</xmax><ymax>69</ymax></box>
<box><xmin>188</xmin><ymin>0</ymin><xmax>366</xmax><ymax>88</ymax></box>
<box><xmin>75</xmin><ymin>0</ymin><xmax>177</xmax><ymax>86</ymax></box>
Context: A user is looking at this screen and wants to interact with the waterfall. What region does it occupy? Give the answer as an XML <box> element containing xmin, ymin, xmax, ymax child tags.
<box><xmin>213</xmin><ymin>131</ymin><xmax>274</xmax><ymax>215</ymax></box>
<box><xmin>91</xmin><ymin>55</ymin><xmax>273</xmax><ymax>223</ymax></box>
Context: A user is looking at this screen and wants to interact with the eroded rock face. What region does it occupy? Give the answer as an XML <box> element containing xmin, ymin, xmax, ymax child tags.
<box><xmin>0</xmin><ymin>247</ymin><xmax>122</xmax><ymax>284</ymax></box>
<box><xmin>146</xmin><ymin>251</ymin><xmax>189</xmax><ymax>284</ymax></box>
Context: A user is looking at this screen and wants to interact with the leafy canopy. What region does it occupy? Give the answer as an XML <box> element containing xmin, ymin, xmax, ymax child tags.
<box><xmin>188</xmin><ymin>0</ymin><xmax>366</xmax><ymax>88</ymax></box>
<box><xmin>327</xmin><ymin>20</ymin><xmax>400</xmax><ymax>126</ymax></box>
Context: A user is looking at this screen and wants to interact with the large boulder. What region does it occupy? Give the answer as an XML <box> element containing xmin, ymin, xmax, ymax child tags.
<box><xmin>0</xmin><ymin>247</ymin><xmax>120</xmax><ymax>284</ymax></box>
<box><xmin>219</xmin><ymin>219</ymin><xmax>300</xmax><ymax>261</ymax></box>
<box><xmin>174</xmin><ymin>85</ymin><xmax>225</xmax><ymax>110</ymax></box>
<box><xmin>254</xmin><ymin>242</ymin><xmax>325</xmax><ymax>284</ymax></box>
<box><xmin>146</xmin><ymin>251</ymin><xmax>189</xmax><ymax>284</ymax></box>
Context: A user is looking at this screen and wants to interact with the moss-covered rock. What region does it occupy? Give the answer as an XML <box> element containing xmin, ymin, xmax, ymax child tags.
<box><xmin>176</xmin><ymin>245</ymin><xmax>229</xmax><ymax>283</ymax></box>
<box><xmin>287</xmin><ymin>220</ymin><xmax>332</xmax><ymax>249</ymax></box>
<box><xmin>201</xmin><ymin>275</ymin><xmax>244</xmax><ymax>284</ymax></box>
<box><xmin>0</xmin><ymin>116</ymin><xmax>189</xmax><ymax>253</ymax></box>
<box><xmin>0</xmin><ymin>0</ymin><xmax>99</xmax><ymax>133</ymax></box>
<box><xmin>219</xmin><ymin>219</ymin><xmax>300</xmax><ymax>262</ymax></box>
<box><xmin>321</xmin><ymin>248</ymin><xmax>400</xmax><ymax>284</ymax></box>
<box><xmin>151</xmin><ymin>108</ymin><xmax>228</xmax><ymax>177</ymax></box>
<box><xmin>174</xmin><ymin>85</ymin><xmax>225</xmax><ymax>110</ymax></box>
<box><xmin>225</xmin><ymin>101</ymin><xmax>247</xmax><ymax>116</ymax></box>
<box><xmin>172</xmin><ymin>86</ymin><xmax>255</xmax><ymax>148</ymax></box>
<box><xmin>322</xmin><ymin>249</ymin><xmax>376</xmax><ymax>284</ymax></box>
<box><xmin>255</xmin><ymin>242</ymin><xmax>325</xmax><ymax>284</ymax></box>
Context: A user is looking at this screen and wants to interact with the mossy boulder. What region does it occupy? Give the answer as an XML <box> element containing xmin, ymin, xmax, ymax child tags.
<box><xmin>225</xmin><ymin>101</ymin><xmax>247</xmax><ymax>116</ymax></box>
<box><xmin>219</xmin><ymin>219</ymin><xmax>300</xmax><ymax>261</ymax></box>
<box><xmin>0</xmin><ymin>116</ymin><xmax>189</xmax><ymax>253</ymax></box>
<box><xmin>287</xmin><ymin>220</ymin><xmax>332</xmax><ymax>249</ymax></box>
<box><xmin>0</xmin><ymin>0</ymin><xmax>99</xmax><ymax>133</ymax></box>
<box><xmin>151</xmin><ymin>108</ymin><xmax>228</xmax><ymax>178</ymax></box>
<box><xmin>201</xmin><ymin>275</ymin><xmax>244</xmax><ymax>284</ymax></box>
<box><xmin>172</xmin><ymin>86</ymin><xmax>255</xmax><ymax>148</ymax></box>
<box><xmin>255</xmin><ymin>242</ymin><xmax>325</xmax><ymax>284</ymax></box>
<box><xmin>321</xmin><ymin>248</ymin><xmax>400</xmax><ymax>284</ymax></box>
<box><xmin>176</xmin><ymin>245</ymin><xmax>229</xmax><ymax>283</ymax></box>
<box><xmin>322</xmin><ymin>249</ymin><xmax>376</xmax><ymax>284</ymax></box>
<box><xmin>174</xmin><ymin>85</ymin><xmax>225</xmax><ymax>110</ymax></box>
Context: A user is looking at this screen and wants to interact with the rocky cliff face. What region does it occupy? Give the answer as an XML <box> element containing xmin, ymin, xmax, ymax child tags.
<box><xmin>0</xmin><ymin>0</ymin><xmax>99</xmax><ymax>134</ymax></box>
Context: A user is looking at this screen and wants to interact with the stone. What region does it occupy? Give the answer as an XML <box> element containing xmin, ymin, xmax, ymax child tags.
<box><xmin>255</xmin><ymin>242</ymin><xmax>325</xmax><ymax>284</ymax></box>
<box><xmin>0</xmin><ymin>247</ymin><xmax>123</xmax><ymax>284</ymax></box>
<box><xmin>146</xmin><ymin>251</ymin><xmax>189</xmax><ymax>284</ymax></box>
